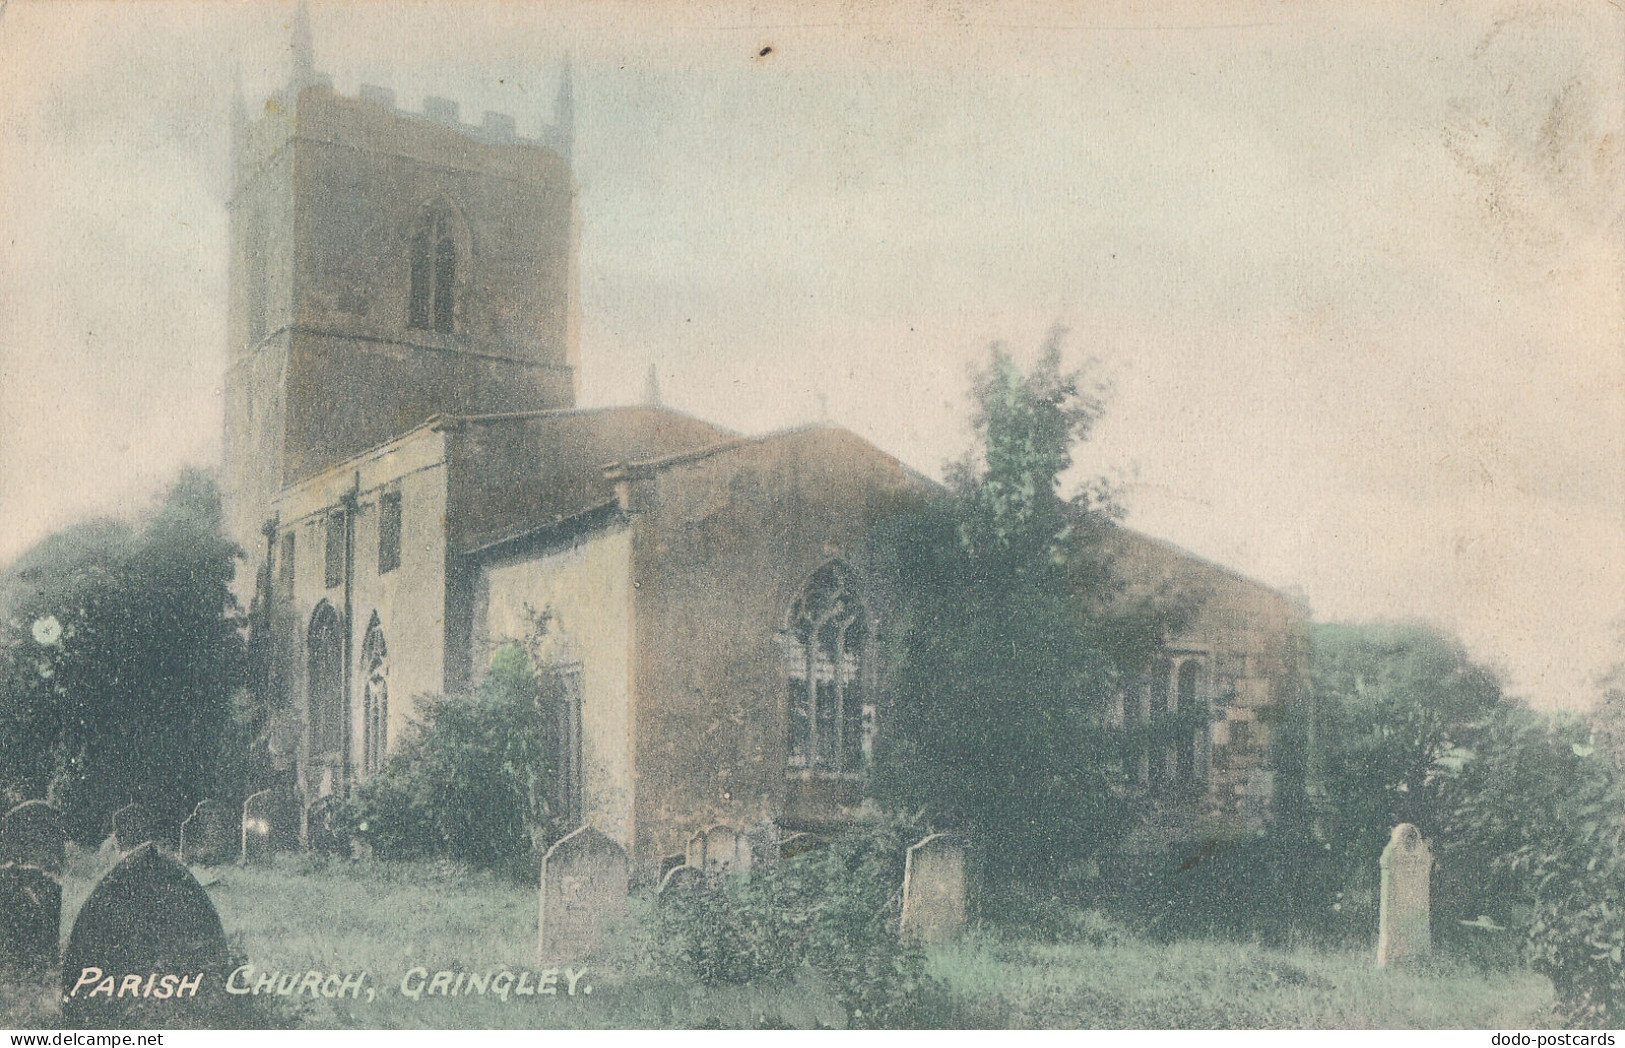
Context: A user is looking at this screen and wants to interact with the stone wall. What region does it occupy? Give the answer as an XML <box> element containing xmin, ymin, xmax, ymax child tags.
<box><xmin>627</xmin><ymin>426</ymin><xmax>933</xmax><ymax>876</ymax></box>
<box><xmin>1103</xmin><ymin>529</ymin><xmax>1313</xmax><ymax>843</ymax></box>
<box><xmin>473</xmin><ymin>525</ymin><xmax>638</xmax><ymax>850</ymax></box>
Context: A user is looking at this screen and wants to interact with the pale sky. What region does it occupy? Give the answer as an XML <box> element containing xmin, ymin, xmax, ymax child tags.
<box><xmin>1</xmin><ymin>0</ymin><xmax>1621</xmax><ymax>709</ymax></box>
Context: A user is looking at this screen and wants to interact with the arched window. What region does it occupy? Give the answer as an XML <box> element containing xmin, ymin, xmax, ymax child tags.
<box><xmin>1176</xmin><ymin>659</ymin><xmax>1201</xmax><ymax>784</ymax></box>
<box><xmin>408</xmin><ymin>208</ymin><xmax>459</xmax><ymax>334</ymax></box>
<box><xmin>780</xmin><ymin>562</ymin><xmax>870</xmax><ymax>773</ymax></box>
<box><xmin>307</xmin><ymin>602</ymin><xmax>345</xmax><ymax>756</ymax></box>
<box><xmin>361</xmin><ymin>614</ymin><xmax>388</xmax><ymax>776</ymax></box>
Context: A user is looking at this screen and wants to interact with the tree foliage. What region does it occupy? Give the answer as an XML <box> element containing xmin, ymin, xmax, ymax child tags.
<box><xmin>350</xmin><ymin>633</ymin><xmax>560</xmax><ymax>871</ymax></box>
<box><xmin>653</xmin><ymin>811</ymin><xmax>949</xmax><ymax>1028</ymax></box>
<box><xmin>874</xmin><ymin>331</ymin><xmax>1177</xmax><ymax>889</ymax></box>
<box><xmin>0</xmin><ymin>470</ymin><xmax>246</xmax><ymax>842</ymax></box>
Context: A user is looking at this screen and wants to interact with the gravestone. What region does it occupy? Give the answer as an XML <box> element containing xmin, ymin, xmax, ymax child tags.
<box><xmin>686</xmin><ymin>824</ymin><xmax>752</xmax><ymax>873</ymax></box>
<box><xmin>305</xmin><ymin>795</ymin><xmax>348</xmax><ymax>856</ymax></box>
<box><xmin>538</xmin><ymin>826</ymin><xmax>629</xmax><ymax>965</ymax></box>
<box><xmin>112</xmin><ymin>802</ymin><xmax>162</xmax><ymax>854</ymax></box>
<box><xmin>0</xmin><ymin>800</ymin><xmax>66</xmax><ymax>876</ymax></box>
<box><xmin>241</xmin><ymin>789</ymin><xmax>299</xmax><ymax>865</ymax></box>
<box><xmin>1242</xmin><ymin>768</ymin><xmax>1276</xmax><ymax>836</ymax></box>
<box><xmin>657</xmin><ymin>864</ymin><xmax>704</xmax><ymax>899</ymax></box>
<box><xmin>899</xmin><ymin>833</ymin><xmax>968</xmax><ymax>943</ymax></box>
<box><xmin>0</xmin><ymin>863</ymin><xmax>61</xmax><ymax>975</ymax></box>
<box><xmin>179</xmin><ymin>800</ymin><xmax>235</xmax><ymax>867</ymax></box>
<box><xmin>60</xmin><ymin>843</ymin><xmax>235</xmax><ymax>1028</ymax></box>
<box><xmin>1377</xmin><ymin>823</ymin><xmax>1433</xmax><ymax>966</ymax></box>
<box><xmin>779</xmin><ymin>831</ymin><xmax>825</xmax><ymax>860</ymax></box>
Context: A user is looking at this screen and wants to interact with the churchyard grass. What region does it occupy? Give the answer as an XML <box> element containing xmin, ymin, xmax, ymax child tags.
<box><xmin>929</xmin><ymin>928</ymin><xmax>1556</xmax><ymax>1028</ymax></box>
<box><xmin>0</xmin><ymin>843</ymin><xmax>1557</xmax><ymax>1030</ymax></box>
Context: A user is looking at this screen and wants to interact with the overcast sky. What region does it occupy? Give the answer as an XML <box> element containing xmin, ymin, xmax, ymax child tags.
<box><xmin>1</xmin><ymin>0</ymin><xmax>1621</xmax><ymax>709</ymax></box>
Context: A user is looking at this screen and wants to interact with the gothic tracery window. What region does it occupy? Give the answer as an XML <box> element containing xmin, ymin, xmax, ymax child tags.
<box><xmin>781</xmin><ymin>562</ymin><xmax>871</xmax><ymax>774</ymax></box>
<box><xmin>307</xmin><ymin>601</ymin><xmax>345</xmax><ymax>756</ymax></box>
<box><xmin>409</xmin><ymin>209</ymin><xmax>458</xmax><ymax>334</ymax></box>
<box><xmin>361</xmin><ymin>614</ymin><xmax>388</xmax><ymax>776</ymax></box>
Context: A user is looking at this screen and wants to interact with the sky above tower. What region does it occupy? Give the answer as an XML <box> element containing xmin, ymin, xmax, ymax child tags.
<box><xmin>0</xmin><ymin>0</ymin><xmax>1621</xmax><ymax>710</ymax></box>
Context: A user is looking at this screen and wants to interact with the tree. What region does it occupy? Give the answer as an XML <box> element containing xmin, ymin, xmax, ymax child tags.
<box><xmin>873</xmin><ymin>330</ymin><xmax>1176</xmax><ymax>891</ymax></box>
<box><xmin>0</xmin><ymin>470</ymin><xmax>247</xmax><ymax>842</ymax></box>
<box><xmin>349</xmin><ymin>612</ymin><xmax>562</xmax><ymax>870</ymax></box>
<box><xmin>1307</xmin><ymin>620</ymin><xmax>1506</xmax><ymax>938</ymax></box>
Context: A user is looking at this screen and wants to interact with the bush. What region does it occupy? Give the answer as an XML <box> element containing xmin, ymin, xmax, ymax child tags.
<box><xmin>349</xmin><ymin>642</ymin><xmax>558</xmax><ymax>871</ymax></box>
<box><xmin>653</xmin><ymin>812</ymin><xmax>951</xmax><ymax>1028</ymax></box>
<box><xmin>1432</xmin><ymin>706</ymin><xmax>1625</xmax><ymax>1023</ymax></box>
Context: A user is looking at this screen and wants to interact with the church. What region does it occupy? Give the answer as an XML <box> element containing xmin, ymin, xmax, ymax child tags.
<box><xmin>224</xmin><ymin>15</ymin><xmax>1312</xmax><ymax>879</ymax></box>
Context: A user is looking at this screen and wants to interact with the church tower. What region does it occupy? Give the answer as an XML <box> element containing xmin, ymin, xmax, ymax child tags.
<box><xmin>224</xmin><ymin>5</ymin><xmax>579</xmax><ymax>571</ymax></box>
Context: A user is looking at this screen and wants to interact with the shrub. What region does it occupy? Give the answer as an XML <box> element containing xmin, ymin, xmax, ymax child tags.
<box><xmin>1433</xmin><ymin>706</ymin><xmax>1625</xmax><ymax>1023</ymax></box>
<box><xmin>653</xmin><ymin>812</ymin><xmax>951</xmax><ymax>1028</ymax></box>
<box><xmin>349</xmin><ymin>642</ymin><xmax>558</xmax><ymax>871</ymax></box>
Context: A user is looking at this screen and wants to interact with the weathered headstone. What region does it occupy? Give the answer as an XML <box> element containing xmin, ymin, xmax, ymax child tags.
<box><xmin>0</xmin><ymin>800</ymin><xmax>66</xmax><ymax>877</ymax></box>
<box><xmin>538</xmin><ymin>826</ymin><xmax>629</xmax><ymax>965</ymax></box>
<box><xmin>1242</xmin><ymin>768</ymin><xmax>1276</xmax><ymax>836</ymax></box>
<box><xmin>899</xmin><ymin>833</ymin><xmax>968</xmax><ymax>943</ymax></box>
<box><xmin>305</xmin><ymin>795</ymin><xmax>348</xmax><ymax>856</ymax></box>
<box><xmin>657</xmin><ymin>863</ymin><xmax>704</xmax><ymax>898</ymax></box>
<box><xmin>240</xmin><ymin>789</ymin><xmax>299</xmax><ymax>865</ymax></box>
<box><xmin>113</xmin><ymin>802</ymin><xmax>162</xmax><ymax>854</ymax></box>
<box><xmin>0</xmin><ymin>863</ymin><xmax>61</xmax><ymax>975</ymax></box>
<box><xmin>1377</xmin><ymin>823</ymin><xmax>1433</xmax><ymax>966</ymax></box>
<box><xmin>686</xmin><ymin>824</ymin><xmax>752</xmax><ymax>873</ymax></box>
<box><xmin>60</xmin><ymin>843</ymin><xmax>236</xmax><ymax>1028</ymax></box>
<box><xmin>179</xmin><ymin>800</ymin><xmax>235</xmax><ymax>867</ymax></box>
<box><xmin>779</xmin><ymin>831</ymin><xmax>825</xmax><ymax>860</ymax></box>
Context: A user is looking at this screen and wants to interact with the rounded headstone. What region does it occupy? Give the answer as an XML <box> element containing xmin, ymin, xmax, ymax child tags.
<box><xmin>0</xmin><ymin>863</ymin><xmax>61</xmax><ymax>975</ymax></box>
<box><xmin>241</xmin><ymin>789</ymin><xmax>299</xmax><ymax>865</ymax></box>
<box><xmin>686</xmin><ymin>824</ymin><xmax>752</xmax><ymax>873</ymax></box>
<box><xmin>538</xmin><ymin>825</ymin><xmax>629</xmax><ymax>965</ymax></box>
<box><xmin>900</xmin><ymin>833</ymin><xmax>969</xmax><ymax>943</ymax></box>
<box><xmin>179</xmin><ymin>800</ymin><xmax>236</xmax><ymax>867</ymax></box>
<box><xmin>779</xmin><ymin>831</ymin><xmax>826</xmax><ymax>860</ymax></box>
<box><xmin>0</xmin><ymin>800</ymin><xmax>66</xmax><ymax>877</ymax></box>
<box><xmin>306</xmin><ymin>795</ymin><xmax>348</xmax><ymax>856</ymax></box>
<box><xmin>1377</xmin><ymin>822</ymin><xmax>1434</xmax><ymax>966</ymax></box>
<box><xmin>61</xmin><ymin>843</ymin><xmax>235</xmax><ymax>1028</ymax></box>
<box><xmin>657</xmin><ymin>863</ymin><xmax>705</xmax><ymax>899</ymax></box>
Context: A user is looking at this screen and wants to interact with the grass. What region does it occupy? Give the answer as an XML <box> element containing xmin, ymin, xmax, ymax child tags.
<box><xmin>0</xmin><ymin>843</ymin><xmax>1558</xmax><ymax>1030</ymax></box>
<box><xmin>930</xmin><ymin>930</ymin><xmax>1556</xmax><ymax>1028</ymax></box>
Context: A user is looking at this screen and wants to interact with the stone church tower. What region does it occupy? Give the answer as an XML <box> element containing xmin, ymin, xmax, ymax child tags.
<box><xmin>224</xmin><ymin>4</ymin><xmax>579</xmax><ymax>575</ymax></box>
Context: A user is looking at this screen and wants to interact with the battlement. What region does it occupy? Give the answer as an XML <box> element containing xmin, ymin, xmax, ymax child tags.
<box><xmin>235</xmin><ymin>2</ymin><xmax>573</xmax><ymax>176</ymax></box>
<box><xmin>351</xmin><ymin>83</ymin><xmax>567</xmax><ymax>152</ymax></box>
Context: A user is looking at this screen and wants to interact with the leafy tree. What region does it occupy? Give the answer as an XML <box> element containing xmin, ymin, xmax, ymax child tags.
<box><xmin>0</xmin><ymin>471</ymin><xmax>246</xmax><ymax>841</ymax></box>
<box><xmin>350</xmin><ymin>630</ymin><xmax>560</xmax><ymax>871</ymax></box>
<box><xmin>874</xmin><ymin>330</ymin><xmax>1176</xmax><ymax>892</ymax></box>
<box><xmin>1307</xmin><ymin>620</ymin><xmax>1506</xmax><ymax>939</ymax></box>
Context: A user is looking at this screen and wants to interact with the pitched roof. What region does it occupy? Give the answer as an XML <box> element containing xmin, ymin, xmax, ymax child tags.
<box><xmin>446</xmin><ymin>405</ymin><xmax>735</xmax><ymax>552</ymax></box>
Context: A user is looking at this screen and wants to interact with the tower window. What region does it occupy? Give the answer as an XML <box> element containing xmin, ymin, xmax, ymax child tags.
<box><xmin>378</xmin><ymin>491</ymin><xmax>402</xmax><ymax>575</ymax></box>
<box><xmin>409</xmin><ymin>210</ymin><xmax>458</xmax><ymax>334</ymax></box>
